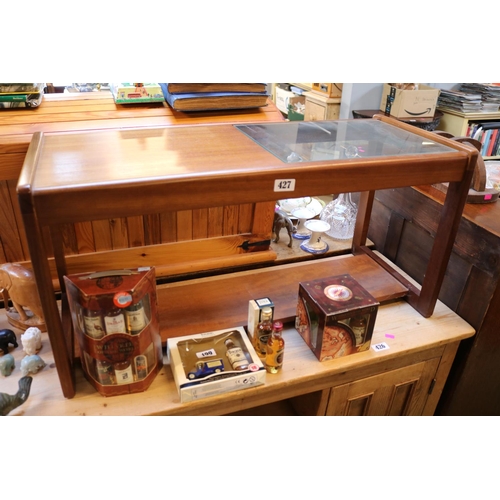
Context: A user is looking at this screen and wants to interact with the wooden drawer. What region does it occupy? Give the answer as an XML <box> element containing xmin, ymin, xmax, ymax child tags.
<box><xmin>304</xmin><ymin>92</ymin><xmax>340</xmax><ymax>121</ymax></box>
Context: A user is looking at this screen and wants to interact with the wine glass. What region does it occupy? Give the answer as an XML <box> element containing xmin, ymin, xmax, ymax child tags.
<box><xmin>319</xmin><ymin>193</ymin><xmax>358</xmax><ymax>240</ymax></box>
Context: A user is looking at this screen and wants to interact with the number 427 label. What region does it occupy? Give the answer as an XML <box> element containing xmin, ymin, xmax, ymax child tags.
<box><xmin>274</xmin><ymin>179</ymin><xmax>296</xmax><ymax>192</ymax></box>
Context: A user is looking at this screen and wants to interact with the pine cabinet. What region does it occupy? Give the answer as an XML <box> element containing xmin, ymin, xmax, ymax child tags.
<box><xmin>290</xmin><ymin>335</ymin><xmax>459</xmax><ymax>417</ymax></box>
<box><xmin>304</xmin><ymin>91</ymin><xmax>341</xmax><ymax>121</ymax></box>
<box><xmin>325</xmin><ymin>358</ymin><xmax>439</xmax><ymax>416</ymax></box>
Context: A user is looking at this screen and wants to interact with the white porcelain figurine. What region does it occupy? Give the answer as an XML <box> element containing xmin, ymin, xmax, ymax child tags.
<box><xmin>21</xmin><ymin>327</ymin><xmax>42</xmax><ymax>356</ymax></box>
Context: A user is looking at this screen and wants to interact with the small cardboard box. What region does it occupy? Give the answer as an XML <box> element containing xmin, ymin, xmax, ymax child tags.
<box><xmin>275</xmin><ymin>87</ymin><xmax>299</xmax><ymax>114</ymax></box>
<box><xmin>247</xmin><ymin>297</ymin><xmax>274</xmax><ymax>348</ymax></box>
<box><xmin>295</xmin><ymin>274</ymin><xmax>379</xmax><ymax>362</ymax></box>
<box><xmin>287</xmin><ymin>95</ymin><xmax>306</xmax><ymax>121</ymax></box>
<box><xmin>167</xmin><ymin>327</ymin><xmax>265</xmax><ymax>403</ymax></box>
<box><xmin>64</xmin><ymin>267</ymin><xmax>163</xmax><ymax>397</ymax></box>
<box><xmin>379</xmin><ymin>83</ymin><xmax>440</xmax><ymax>119</ymax></box>
<box><xmin>110</xmin><ymin>83</ymin><xmax>164</xmax><ymax>104</ymax></box>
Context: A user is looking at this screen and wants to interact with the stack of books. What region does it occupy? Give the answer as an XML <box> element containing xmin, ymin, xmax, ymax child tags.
<box><xmin>0</xmin><ymin>82</ymin><xmax>44</xmax><ymax>108</ymax></box>
<box><xmin>460</xmin><ymin>83</ymin><xmax>500</xmax><ymax>112</ymax></box>
<box><xmin>160</xmin><ymin>83</ymin><xmax>269</xmax><ymax>112</ymax></box>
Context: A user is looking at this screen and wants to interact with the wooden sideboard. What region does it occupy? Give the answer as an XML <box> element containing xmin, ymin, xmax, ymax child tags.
<box><xmin>369</xmin><ymin>185</ymin><xmax>500</xmax><ymax>415</ymax></box>
<box><xmin>0</xmin><ymin>92</ymin><xmax>284</xmax><ymax>283</ymax></box>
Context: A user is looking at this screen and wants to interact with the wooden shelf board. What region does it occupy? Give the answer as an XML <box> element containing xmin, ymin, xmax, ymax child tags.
<box><xmin>157</xmin><ymin>253</ymin><xmax>409</xmax><ymax>342</ymax></box>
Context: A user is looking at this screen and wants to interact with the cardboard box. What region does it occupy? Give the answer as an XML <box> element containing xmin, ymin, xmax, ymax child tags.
<box><xmin>64</xmin><ymin>267</ymin><xmax>163</xmax><ymax>396</ymax></box>
<box><xmin>247</xmin><ymin>297</ymin><xmax>274</xmax><ymax>348</ymax></box>
<box><xmin>167</xmin><ymin>327</ymin><xmax>265</xmax><ymax>403</ymax></box>
<box><xmin>295</xmin><ymin>274</ymin><xmax>379</xmax><ymax>362</ymax></box>
<box><xmin>110</xmin><ymin>83</ymin><xmax>164</xmax><ymax>104</ymax></box>
<box><xmin>287</xmin><ymin>96</ymin><xmax>306</xmax><ymax>121</ymax></box>
<box><xmin>380</xmin><ymin>83</ymin><xmax>440</xmax><ymax>119</ymax></box>
<box><xmin>275</xmin><ymin>87</ymin><xmax>299</xmax><ymax>114</ymax></box>
<box><xmin>311</xmin><ymin>83</ymin><xmax>343</xmax><ymax>98</ymax></box>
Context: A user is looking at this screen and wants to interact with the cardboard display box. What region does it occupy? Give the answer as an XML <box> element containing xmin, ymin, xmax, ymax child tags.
<box><xmin>110</xmin><ymin>83</ymin><xmax>164</xmax><ymax>104</ymax></box>
<box><xmin>295</xmin><ymin>274</ymin><xmax>379</xmax><ymax>362</ymax></box>
<box><xmin>275</xmin><ymin>87</ymin><xmax>302</xmax><ymax>114</ymax></box>
<box><xmin>247</xmin><ymin>297</ymin><xmax>274</xmax><ymax>348</ymax></box>
<box><xmin>64</xmin><ymin>267</ymin><xmax>163</xmax><ymax>396</ymax></box>
<box><xmin>380</xmin><ymin>83</ymin><xmax>440</xmax><ymax>119</ymax></box>
<box><xmin>167</xmin><ymin>327</ymin><xmax>265</xmax><ymax>403</ymax></box>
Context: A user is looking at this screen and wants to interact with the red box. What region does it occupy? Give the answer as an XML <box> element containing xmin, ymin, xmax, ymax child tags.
<box><xmin>64</xmin><ymin>267</ymin><xmax>163</xmax><ymax>396</ymax></box>
<box><xmin>295</xmin><ymin>274</ymin><xmax>379</xmax><ymax>361</ymax></box>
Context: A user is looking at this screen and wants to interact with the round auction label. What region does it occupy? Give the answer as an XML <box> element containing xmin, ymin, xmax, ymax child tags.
<box><xmin>324</xmin><ymin>284</ymin><xmax>353</xmax><ymax>302</ymax></box>
<box><xmin>113</xmin><ymin>291</ymin><xmax>133</xmax><ymax>308</ymax></box>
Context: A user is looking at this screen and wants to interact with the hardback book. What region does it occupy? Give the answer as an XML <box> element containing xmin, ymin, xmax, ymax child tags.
<box><xmin>163</xmin><ymin>83</ymin><xmax>267</xmax><ymax>94</ymax></box>
<box><xmin>486</xmin><ymin>129</ymin><xmax>499</xmax><ymax>157</ymax></box>
<box><xmin>160</xmin><ymin>84</ymin><xmax>269</xmax><ymax>111</ymax></box>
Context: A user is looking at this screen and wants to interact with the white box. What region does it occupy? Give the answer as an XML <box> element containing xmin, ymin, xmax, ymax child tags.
<box><xmin>247</xmin><ymin>297</ymin><xmax>274</xmax><ymax>347</ymax></box>
<box><xmin>167</xmin><ymin>327</ymin><xmax>265</xmax><ymax>403</ymax></box>
<box><xmin>275</xmin><ymin>87</ymin><xmax>298</xmax><ymax>114</ymax></box>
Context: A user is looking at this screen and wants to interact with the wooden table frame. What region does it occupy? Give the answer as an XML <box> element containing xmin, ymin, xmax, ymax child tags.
<box><xmin>17</xmin><ymin>115</ymin><xmax>478</xmax><ymax>398</ymax></box>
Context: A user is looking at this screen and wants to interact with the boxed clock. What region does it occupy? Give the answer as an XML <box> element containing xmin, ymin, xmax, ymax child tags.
<box><xmin>295</xmin><ymin>274</ymin><xmax>379</xmax><ymax>362</ymax></box>
<box><xmin>167</xmin><ymin>327</ymin><xmax>265</xmax><ymax>403</ymax></box>
<box><xmin>64</xmin><ymin>267</ymin><xmax>163</xmax><ymax>396</ymax></box>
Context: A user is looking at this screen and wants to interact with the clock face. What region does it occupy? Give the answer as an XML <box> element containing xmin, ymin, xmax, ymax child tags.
<box><xmin>324</xmin><ymin>284</ymin><xmax>353</xmax><ymax>302</ymax></box>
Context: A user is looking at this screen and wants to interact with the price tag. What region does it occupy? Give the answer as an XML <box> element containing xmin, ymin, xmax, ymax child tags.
<box><xmin>196</xmin><ymin>348</ymin><xmax>217</xmax><ymax>359</ymax></box>
<box><xmin>371</xmin><ymin>342</ymin><xmax>390</xmax><ymax>352</ymax></box>
<box><xmin>274</xmin><ymin>179</ymin><xmax>296</xmax><ymax>192</ymax></box>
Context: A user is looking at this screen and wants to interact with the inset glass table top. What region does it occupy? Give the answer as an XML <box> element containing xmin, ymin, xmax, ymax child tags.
<box><xmin>235</xmin><ymin>120</ymin><xmax>456</xmax><ymax>163</ymax></box>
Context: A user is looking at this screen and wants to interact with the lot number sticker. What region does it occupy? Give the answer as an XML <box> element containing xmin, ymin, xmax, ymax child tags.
<box><xmin>274</xmin><ymin>179</ymin><xmax>296</xmax><ymax>192</ymax></box>
<box><xmin>371</xmin><ymin>342</ymin><xmax>390</xmax><ymax>352</ymax></box>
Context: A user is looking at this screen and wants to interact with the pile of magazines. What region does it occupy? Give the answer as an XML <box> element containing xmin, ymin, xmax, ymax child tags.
<box><xmin>460</xmin><ymin>83</ymin><xmax>500</xmax><ymax>111</ymax></box>
<box><xmin>437</xmin><ymin>83</ymin><xmax>500</xmax><ymax>112</ymax></box>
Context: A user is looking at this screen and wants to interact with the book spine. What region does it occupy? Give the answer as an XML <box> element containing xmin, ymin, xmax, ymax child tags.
<box><xmin>492</xmin><ymin>128</ymin><xmax>500</xmax><ymax>157</ymax></box>
<box><xmin>473</xmin><ymin>126</ymin><xmax>483</xmax><ymax>141</ymax></box>
<box><xmin>481</xmin><ymin>129</ymin><xmax>492</xmax><ymax>156</ymax></box>
<box><xmin>486</xmin><ymin>129</ymin><xmax>499</xmax><ymax>157</ymax></box>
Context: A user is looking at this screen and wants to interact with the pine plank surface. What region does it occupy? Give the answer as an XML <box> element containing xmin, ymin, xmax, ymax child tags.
<box><xmin>1</xmin><ymin>291</ymin><xmax>474</xmax><ymax>416</ymax></box>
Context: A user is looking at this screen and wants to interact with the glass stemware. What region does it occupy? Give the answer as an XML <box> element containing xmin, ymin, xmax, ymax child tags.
<box><xmin>319</xmin><ymin>193</ymin><xmax>358</xmax><ymax>240</ymax></box>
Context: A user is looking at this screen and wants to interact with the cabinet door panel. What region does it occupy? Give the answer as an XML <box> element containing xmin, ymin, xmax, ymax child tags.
<box><xmin>304</xmin><ymin>101</ymin><xmax>326</xmax><ymax>121</ymax></box>
<box><xmin>326</xmin><ymin>358</ymin><xmax>440</xmax><ymax>416</ymax></box>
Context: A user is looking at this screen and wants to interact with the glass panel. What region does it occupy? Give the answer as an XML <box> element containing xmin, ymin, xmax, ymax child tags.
<box><xmin>235</xmin><ymin>120</ymin><xmax>456</xmax><ymax>163</ymax></box>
